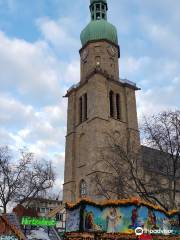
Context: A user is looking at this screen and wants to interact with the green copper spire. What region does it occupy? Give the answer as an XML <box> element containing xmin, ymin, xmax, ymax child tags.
<box><xmin>80</xmin><ymin>0</ymin><xmax>118</xmax><ymax>47</ymax></box>
<box><xmin>90</xmin><ymin>0</ymin><xmax>108</xmax><ymax>21</ymax></box>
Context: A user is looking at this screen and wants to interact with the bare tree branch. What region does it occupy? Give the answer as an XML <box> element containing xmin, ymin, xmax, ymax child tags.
<box><xmin>0</xmin><ymin>146</ymin><xmax>55</xmax><ymax>213</ymax></box>
<box><xmin>91</xmin><ymin>110</ymin><xmax>180</xmax><ymax>211</ymax></box>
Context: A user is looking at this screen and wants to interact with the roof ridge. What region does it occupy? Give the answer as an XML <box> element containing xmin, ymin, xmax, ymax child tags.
<box><xmin>1</xmin><ymin>214</ymin><xmax>26</xmax><ymax>240</ymax></box>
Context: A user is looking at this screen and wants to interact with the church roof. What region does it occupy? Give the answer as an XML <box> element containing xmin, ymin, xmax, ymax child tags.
<box><xmin>80</xmin><ymin>0</ymin><xmax>118</xmax><ymax>47</ymax></box>
<box><xmin>141</xmin><ymin>145</ymin><xmax>174</xmax><ymax>172</ymax></box>
<box><xmin>80</xmin><ymin>20</ymin><xmax>118</xmax><ymax>47</ymax></box>
<box><xmin>0</xmin><ymin>214</ymin><xmax>26</xmax><ymax>239</ymax></box>
<box><xmin>65</xmin><ymin>69</ymin><xmax>140</xmax><ymax>98</ymax></box>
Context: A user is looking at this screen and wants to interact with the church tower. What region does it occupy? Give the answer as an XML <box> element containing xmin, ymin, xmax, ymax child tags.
<box><xmin>63</xmin><ymin>0</ymin><xmax>140</xmax><ymax>202</ymax></box>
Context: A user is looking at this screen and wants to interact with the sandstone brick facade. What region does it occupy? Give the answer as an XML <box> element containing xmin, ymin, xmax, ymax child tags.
<box><xmin>63</xmin><ymin>39</ymin><xmax>140</xmax><ymax>203</ymax></box>
<box><xmin>80</xmin><ymin>40</ymin><xmax>120</xmax><ymax>82</ymax></box>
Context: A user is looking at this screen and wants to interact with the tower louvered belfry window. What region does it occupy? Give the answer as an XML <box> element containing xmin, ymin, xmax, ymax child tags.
<box><xmin>80</xmin><ymin>179</ymin><xmax>87</xmax><ymax>197</ymax></box>
<box><xmin>79</xmin><ymin>97</ymin><xmax>83</xmax><ymax>123</ymax></box>
<box><xmin>90</xmin><ymin>0</ymin><xmax>107</xmax><ymax>21</ymax></box>
<box><xmin>84</xmin><ymin>93</ymin><xmax>88</xmax><ymax>121</ymax></box>
<box><xmin>109</xmin><ymin>90</ymin><xmax>114</xmax><ymax>118</ymax></box>
<box><xmin>116</xmin><ymin>93</ymin><xmax>120</xmax><ymax>120</ymax></box>
<box><xmin>79</xmin><ymin>94</ymin><xmax>88</xmax><ymax>124</ymax></box>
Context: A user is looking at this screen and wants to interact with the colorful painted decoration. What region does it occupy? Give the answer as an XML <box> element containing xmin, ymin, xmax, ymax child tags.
<box><xmin>21</xmin><ymin>216</ymin><xmax>56</xmax><ymax>227</ymax></box>
<box><xmin>83</xmin><ymin>204</ymin><xmax>179</xmax><ymax>235</ymax></box>
<box><xmin>66</xmin><ymin>199</ymin><xmax>180</xmax><ymax>236</ymax></box>
<box><xmin>66</xmin><ymin>207</ymin><xmax>80</xmax><ymax>232</ymax></box>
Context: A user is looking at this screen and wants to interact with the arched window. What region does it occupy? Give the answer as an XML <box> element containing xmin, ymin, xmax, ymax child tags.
<box><xmin>116</xmin><ymin>94</ymin><xmax>120</xmax><ymax>120</ymax></box>
<box><xmin>79</xmin><ymin>94</ymin><xmax>87</xmax><ymax>124</ymax></box>
<box><xmin>84</xmin><ymin>93</ymin><xmax>87</xmax><ymax>121</ymax></box>
<box><xmin>109</xmin><ymin>91</ymin><xmax>114</xmax><ymax>118</ymax></box>
<box><xmin>79</xmin><ymin>97</ymin><xmax>83</xmax><ymax>123</ymax></box>
<box><xmin>80</xmin><ymin>179</ymin><xmax>87</xmax><ymax>197</ymax></box>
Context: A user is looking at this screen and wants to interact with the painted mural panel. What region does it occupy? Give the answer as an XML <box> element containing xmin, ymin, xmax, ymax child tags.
<box><xmin>66</xmin><ymin>207</ymin><xmax>80</xmax><ymax>232</ymax></box>
<box><xmin>83</xmin><ymin>205</ymin><xmax>179</xmax><ymax>235</ymax></box>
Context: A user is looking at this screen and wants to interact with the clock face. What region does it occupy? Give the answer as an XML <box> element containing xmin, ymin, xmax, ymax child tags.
<box><xmin>82</xmin><ymin>49</ymin><xmax>89</xmax><ymax>61</ymax></box>
<box><xmin>107</xmin><ymin>45</ymin><xmax>116</xmax><ymax>57</ymax></box>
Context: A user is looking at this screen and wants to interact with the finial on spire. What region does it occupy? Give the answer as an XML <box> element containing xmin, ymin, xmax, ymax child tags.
<box><xmin>89</xmin><ymin>0</ymin><xmax>108</xmax><ymax>21</ymax></box>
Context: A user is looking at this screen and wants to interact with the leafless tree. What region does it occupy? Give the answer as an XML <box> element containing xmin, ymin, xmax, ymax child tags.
<box><xmin>92</xmin><ymin>110</ymin><xmax>180</xmax><ymax>211</ymax></box>
<box><xmin>142</xmin><ymin>110</ymin><xmax>180</xmax><ymax>210</ymax></box>
<box><xmin>92</xmin><ymin>130</ymin><xmax>142</xmax><ymax>201</ymax></box>
<box><xmin>0</xmin><ymin>146</ymin><xmax>55</xmax><ymax>213</ymax></box>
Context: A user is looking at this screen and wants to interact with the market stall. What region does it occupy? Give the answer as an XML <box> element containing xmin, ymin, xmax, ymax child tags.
<box><xmin>64</xmin><ymin>198</ymin><xmax>180</xmax><ymax>240</ymax></box>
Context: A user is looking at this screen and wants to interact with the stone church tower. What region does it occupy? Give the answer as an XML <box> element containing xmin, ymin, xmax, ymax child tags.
<box><xmin>63</xmin><ymin>0</ymin><xmax>140</xmax><ymax>203</ymax></box>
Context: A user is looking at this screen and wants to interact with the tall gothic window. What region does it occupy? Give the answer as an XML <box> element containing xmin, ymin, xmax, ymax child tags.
<box><xmin>116</xmin><ymin>94</ymin><xmax>120</xmax><ymax>120</ymax></box>
<box><xmin>84</xmin><ymin>93</ymin><xmax>87</xmax><ymax>121</ymax></box>
<box><xmin>79</xmin><ymin>94</ymin><xmax>88</xmax><ymax>124</ymax></box>
<box><xmin>109</xmin><ymin>91</ymin><xmax>114</xmax><ymax>118</ymax></box>
<box><xmin>80</xmin><ymin>179</ymin><xmax>87</xmax><ymax>197</ymax></box>
<box><xmin>79</xmin><ymin>97</ymin><xmax>83</xmax><ymax>123</ymax></box>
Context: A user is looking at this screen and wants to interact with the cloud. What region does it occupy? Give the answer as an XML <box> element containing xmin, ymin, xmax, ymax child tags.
<box><xmin>120</xmin><ymin>54</ymin><xmax>180</xmax><ymax>121</ymax></box>
<box><xmin>37</xmin><ymin>17</ymin><xmax>80</xmax><ymax>56</ymax></box>
<box><xmin>64</xmin><ymin>60</ymin><xmax>80</xmax><ymax>84</ymax></box>
<box><xmin>0</xmin><ymin>94</ymin><xmax>34</xmax><ymax>129</ymax></box>
<box><xmin>137</xmin><ymin>85</ymin><xmax>178</xmax><ymax>121</ymax></box>
<box><xmin>0</xmin><ymin>31</ymin><xmax>64</xmax><ymax>105</ymax></box>
<box><xmin>42</xmin><ymin>104</ymin><xmax>67</xmax><ymax>127</ymax></box>
<box><xmin>0</xmin><ymin>96</ymin><xmax>66</xmax><ymax>152</ymax></box>
<box><xmin>139</xmin><ymin>18</ymin><xmax>180</xmax><ymax>58</ymax></box>
<box><xmin>51</xmin><ymin>152</ymin><xmax>65</xmax><ymax>192</ymax></box>
<box><xmin>0</xmin><ymin>128</ymin><xmax>14</xmax><ymax>145</ymax></box>
<box><xmin>0</xmin><ymin>16</ymin><xmax>83</xmax><ymax>193</ymax></box>
<box><xmin>121</xmin><ymin>56</ymin><xmax>151</xmax><ymax>78</ymax></box>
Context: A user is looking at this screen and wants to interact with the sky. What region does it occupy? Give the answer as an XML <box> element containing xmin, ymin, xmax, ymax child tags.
<box><xmin>0</xmin><ymin>0</ymin><xmax>179</xmax><ymax>197</ymax></box>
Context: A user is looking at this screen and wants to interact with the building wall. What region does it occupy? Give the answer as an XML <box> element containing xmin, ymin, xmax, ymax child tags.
<box><xmin>20</xmin><ymin>198</ymin><xmax>66</xmax><ymax>232</ymax></box>
<box><xmin>80</xmin><ymin>40</ymin><xmax>119</xmax><ymax>82</ymax></box>
<box><xmin>22</xmin><ymin>199</ymin><xmax>62</xmax><ymax>217</ymax></box>
<box><xmin>63</xmin><ymin>51</ymin><xmax>140</xmax><ymax>202</ymax></box>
